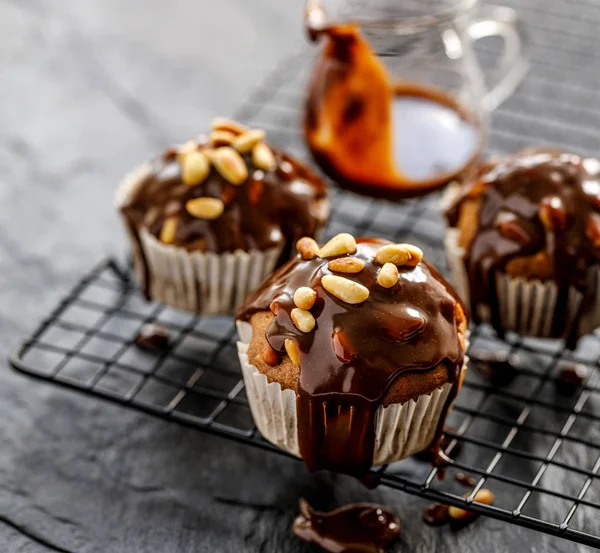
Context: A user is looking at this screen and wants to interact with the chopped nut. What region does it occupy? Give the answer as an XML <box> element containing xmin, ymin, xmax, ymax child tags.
<box><xmin>211</xmin><ymin>117</ymin><xmax>247</xmax><ymax>135</ymax></box>
<box><xmin>297</xmin><ymin>237</ymin><xmax>320</xmax><ymax>260</ymax></box>
<box><xmin>539</xmin><ymin>196</ymin><xmax>566</xmax><ymax>231</ymax></box>
<box><xmin>263</xmin><ymin>342</ymin><xmax>280</xmax><ymax>366</ymax></box>
<box><xmin>375</xmin><ymin>243</ymin><xmax>423</xmax><ymax>266</ymax></box>
<box><xmin>293</xmin><ymin>287</ymin><xmax>317</xmax><ymax>310</ymax></box>
<box><xmin>177</xmin><ymin>140</ymin><xmax>199</xmax><ymax>156</ymax></box>
<box><xmin>180</xmin><ymin>150</ymin><xmax>211</xmax><ymax>186</ymax></box>
<box><xmin>285</xmin><ymin>338</ymin><xmax>300</xmax><ymax>366</ymax></box>
<box><xmin>209</xmin><ymin>147</ymin><xmax>248</xmax><ymax>185</ymax></box>
<box><xmin>291</xmin><ymin>308</ymin><xmax>316</xmax><ymax>333</ymax></box>
<box><xmin>587</xmin><ymin>213</ymin><xmax>600</xmax><ymax>247</ymax></box>
<box><xmin>252</xmin><ymin>142</ymin><xmax>277</xmax><ymax>171</ymax></box>
<box><xmin>448</xmin><ymin>489</ymin><xmax>494</xmax><ymax>521</ymax></box>
<box><xmin>321</xmin><ymin>274</ymin><xmax>369</xmax><ymax>304</ymax></box>
<box><xmin>319</xmin><ymin>233</ymin><xmax>357</xmax><ymax>258</ymax></box>
<box><xmin>232</xmin><ymin>129</ymin><xmax>265</xmax><ymax>154</ymax></box>
<box><xmin>159</xmin><ymin>216</ymin><xmax>178</xmax><ymax>244</ymax></box>
<box><xmin>377</xmin><ymin>263</ymin><xmax>399</xmax><ymax>288</ymax></box>
<box><xmin>209</xmin><ymin>130</ymin><xmax>235</xmax><ymax>147</ymax></box>
<box><xmin>185</xmin><ymin>197</ymin><xmax>225</xmax><ymax>220</ymax></box>
<box><xmin>327</xmin><ymin>257</ymin><xmax>365</xmax><ymax>273</ymax></box>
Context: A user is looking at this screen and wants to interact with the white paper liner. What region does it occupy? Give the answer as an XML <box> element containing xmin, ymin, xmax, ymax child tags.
<box><xmin>115</xmin><ymin>163</ymin><xmax>329</xmax><ymax>315</ymax></box>
<box><xmin>445</xmin><ymin>227</ymin><xmax>600</xmax><ymax>339</ymax></box>
<box><xmin>236</xmin><ymin>320</ymin><xmax>465</xmax><ymax>466</ymax></box>
<box><xmin>132</xmin><ymin>231</ymin><xmax>283</xmax><ymax>314</ymax></box>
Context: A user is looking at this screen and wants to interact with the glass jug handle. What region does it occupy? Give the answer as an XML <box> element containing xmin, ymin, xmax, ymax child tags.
<box><xmin>468</xmin><ymin>5</ymin><xmax>530</xmax><ymax>112</ymax></box>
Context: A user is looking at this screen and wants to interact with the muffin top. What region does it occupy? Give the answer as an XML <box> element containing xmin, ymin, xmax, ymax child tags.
<box><xmin>447</xmin><ymin>149</ymin><xmax>600</xmax><ymax>283</ymax></box>
<box><xmin>238</xmin><ymin>234</ymin><xmax>467</xmax><ymax>474</ymax></box>
<box><xmin>118</xmin><ymin>118</ymin><xmax>328</xmax><ymax>254</ymax></box>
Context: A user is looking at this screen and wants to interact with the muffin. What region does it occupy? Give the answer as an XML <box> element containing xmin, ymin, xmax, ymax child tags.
<box><xmin>116</xmin><ymin>118</ymin><xmax>329</xmax><ymax>314</ymax></box>
<box><xmin>236</xmin><ymin>234</ymin><xmax>468</xmax><ymax>475</ymax></box>
<box><xmin>445</xmin><ymin>148</ymin><xmax>600</xmax><ymax>346</ymax></box>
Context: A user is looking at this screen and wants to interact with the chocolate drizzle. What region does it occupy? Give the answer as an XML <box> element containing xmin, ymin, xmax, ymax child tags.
<box><xmin>292</xmin><ymin>499</ymin><xmax>400</xmax><ymax>553</ymax></box>
<box><xmin>304</xmin><ymin>22</ymin><xmax>483</xmax><ymax>199</ymax></box>
<box><xmin>119</xmin><ymin>139</ymin><xmax>327</xmax><ymax>298</ymax></box>
<box><xmin>238</xmin><ymin>238</ymin><xmax>467</xmax><ymax>475</ymax></box>
<box><xmin>447</xmin><ymin>150</ymin><xmax>600</xmax><ymax>346</ymax></box>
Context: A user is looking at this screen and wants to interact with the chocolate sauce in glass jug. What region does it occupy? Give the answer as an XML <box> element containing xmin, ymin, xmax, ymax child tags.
<box><xmin>304</xmin><ymin>23</ymin><xmax>485</xmax><ymax>199</ymax></box>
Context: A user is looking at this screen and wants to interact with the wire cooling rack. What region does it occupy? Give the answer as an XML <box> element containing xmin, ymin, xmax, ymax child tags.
<box><xmin>11</xmin><ymin>0</ymin><xmax>600</xmax><ymax>547</ymax></box>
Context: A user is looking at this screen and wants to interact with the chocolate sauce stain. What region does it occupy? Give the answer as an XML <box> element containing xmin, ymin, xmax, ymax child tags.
<box><xmin>134</xmin><ymin>323</ymin><xmax>171</xmax><ymax>351</ymax></box>
<box><xmin>293</xmin><ymin>499</ymin><xmax>400</xmax><ymax>553</ymax></box>
<box><xmin>470</xmin><ymin>349</ymin><xmax>519</xmax><ymax>386</ymax></box>
<box><xmin>555</xmin><ymin>361</ymin><xmax>588</xmax><ymax>396</ymax></box>
<box><xmin>423</xmin><ymin>503</ymin><xmax>450</xmax><ymax>526</ymax></box>
<box><xmin>455</xmin><ymin>472</ymin><xmax>477</xmax><ymax>488</ymax></box>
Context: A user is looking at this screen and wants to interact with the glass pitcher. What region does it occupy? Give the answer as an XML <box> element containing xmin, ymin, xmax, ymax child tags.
<box><xmin>304</xmin><ymin>0</ymin><xmax>529</xmax><ymax>198</ymax></box>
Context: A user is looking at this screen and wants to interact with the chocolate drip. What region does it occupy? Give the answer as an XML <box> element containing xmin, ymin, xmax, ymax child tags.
<box><xmin>447</xmin><ymin>150</ymin><xmax>600</xmax><ymax>346</ymax></box>
<box><xmin>304</xmin><ymin>24</ymin><xmax>484</xmax><ymax>199</ymax></box>
<box><xmin>238</xmin><ymin>239</ymin><xmax>466</xmax><ymax>475</ymax></box>
<box><xmin>120</xmin><ymin>144</ymin><xmax>327</xmax><ymax>297</ymax></box>
<box><xmin>292</xmin><ymin>499</ymin><xmax>400</xmax><ymax>553</ymax></box>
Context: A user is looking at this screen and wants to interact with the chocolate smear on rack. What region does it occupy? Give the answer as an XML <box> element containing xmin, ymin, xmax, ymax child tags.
<box><xmin>135</xmin><ymin>323</ymin><xmax>170</xmax><ymax>351</ymax></box>
<box><xmin>293</xmin><ymin>499</ymin><xmax>400</xmax><ymax>553</ymax></box>
<box><xmin>446</xmin><ymin>149</ymin><xmax>600</xmax><ymax>348</ymax></box>
<box><xmin>470</xmin><ymin>349</ymin><xmax>519</xmax><ymax>386</ymax></box>
<box><xmin>239</xmin><ymin>238</ymin><xmax>468</xmax><ymax>476</ymax></box>
<box><xmin>455</xmin><ymin>472</ymin><xmax>477</xmax><ymax>488</ymax></box>
<box><xmin>555</xmin><ymin>362</ymin><xmax>588</xmax><ymax>396</ymax></box>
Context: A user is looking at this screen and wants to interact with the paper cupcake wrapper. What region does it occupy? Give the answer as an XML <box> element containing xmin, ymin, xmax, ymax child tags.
<box><xmin>236</xmin><ymin>321</ymin><xmax>465</xmax><ymax>466</ymax></box>
<box><xmin>445</xmin><ymin>227</ymin><xmax>600</xmax><ymax>339</ymax></box>
<box><xmin>116</xmin><ymin>163</ymin><xmax>284</xmax><ymax>314</ymax></box>
<box><xmin>136</xmin><ymin>230</ymin><xmax>283</xmax><ymax>314</ymax></box>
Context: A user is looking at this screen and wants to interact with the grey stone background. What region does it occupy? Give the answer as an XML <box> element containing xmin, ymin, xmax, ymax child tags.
<box><xmin>2</xmin><ymin>0</ymin><xmax>600</xmax><ymax>551</ymax></box>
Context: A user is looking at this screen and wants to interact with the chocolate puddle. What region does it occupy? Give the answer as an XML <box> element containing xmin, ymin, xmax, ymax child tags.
<box><xmin>293</xmin><ymin>499</ymin><xmax>400</xmax><ymax>553</ymax></box>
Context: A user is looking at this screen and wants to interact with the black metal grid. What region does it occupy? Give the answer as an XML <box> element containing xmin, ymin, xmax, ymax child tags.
<box><xmin>11</xmin><ymin>0</ymin><xmax>600</xmax><ymax>547</ymax></box>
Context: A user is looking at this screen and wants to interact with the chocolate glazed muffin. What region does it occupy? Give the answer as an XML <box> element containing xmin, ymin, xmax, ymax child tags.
<box><xmin>116</xmin><ymin>118</ymin><xmax>329</xmax><ymax>314</ymax></box>
<box><xmin>445</xmin><ymin>149</ymin><xmax>600</xmax><ymax>347</ymax></box>
<box><xmin>236</xmin><ymin>235</ymin><xmax>468</xmax><ymax>476</ymax></box>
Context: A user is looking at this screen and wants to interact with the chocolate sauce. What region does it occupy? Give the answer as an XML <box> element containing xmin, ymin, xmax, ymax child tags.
<box><xmin>119</xmin><ymin>140</ymin><xmax>327</xmax><ymax>299</ymax></box>
<box><xmin>447</xmin><ymin>150</ymin><xmax>600</xmax><ymax>346</ymax></box>
<box><xmin>423</xmin><ymin>503</ymin><xmax>450</xmax><ymax>526</ymax></box>
<box><xmin>293</xmin><ymin>499</ymin><xmax>400</xmax><ymax>553</ymax></box>
<box><xmin>135</xmin><ymin>323</ymin><xmax>171</xmax><ymax>351</ymax></box>
<box><xmin>414</xmin><ymin>426</ymin><xmax>462</xmax><ymax>463</ymax></box>
<box><xmin>555</xmin><ymin>362</ymin><xmax>588</xmax><ymax>396</ymax></box>
<box><xmin>238</xmin><ymin>238</ymin><xmax>467</xmax><ymax>475</ymax></box>
<box><xmin>470</xmin><ymin>349</ymin><xmax>519</xmax><ymax>386</ymax></box>
<box><xmin>304</xmin><ymin>24</ymin><xmax>483</xmax><ymax>199</ymax></box>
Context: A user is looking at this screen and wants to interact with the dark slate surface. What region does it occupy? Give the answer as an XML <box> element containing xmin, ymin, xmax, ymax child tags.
<box><xmin>2</xmin><ymin>0</ymin><xmax>600</xmax><ymax>551</ymax></box>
